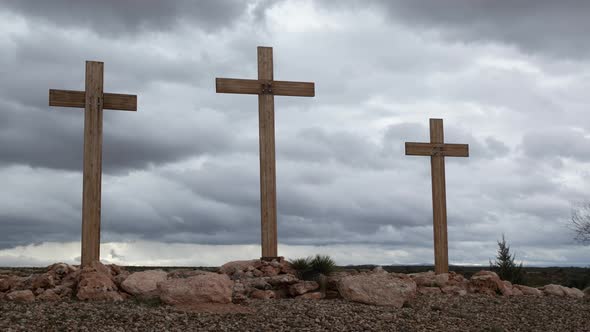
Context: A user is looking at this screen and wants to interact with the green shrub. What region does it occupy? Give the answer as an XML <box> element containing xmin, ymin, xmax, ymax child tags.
<box><xmin>289</xmin><ymin>255</ymin><xmax>337</xmax><ymax>280</ymax></box>
<box><xmin>310</xmin><ymin>254</ymin><xmax>337</xmax><ymax>276</ymax></box>
<box><xmin>489</xmin><ymin>234</ymin><xmax>525</xmax><ymax>284</ymax></box>
<box><xmin>289</xmin><ymin>257</ymin><xmax>312</xmax><ymax>279</ymax></box>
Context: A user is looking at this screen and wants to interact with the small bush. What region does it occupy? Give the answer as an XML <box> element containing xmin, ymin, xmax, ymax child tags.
<box><xmin>289</xmin><ymin>255</ymin><xmax>337</xmax><ymax>280</ymax></box>
<box><xmin>310</xmin><ymin>254</ymin><xmax>337</xmax><ymax>276</ymax></box>
<box><xmin>289</xmin><ymin>257</ymin><xmax>312</xmax><ymax>279</ymax></box>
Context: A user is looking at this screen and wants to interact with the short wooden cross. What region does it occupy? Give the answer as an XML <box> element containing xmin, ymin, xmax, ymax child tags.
<box><xmin>405</xmin><ymin>119</ymin><xmax>469</xmax><ymax>274</ymax></box>
<box><xmin>216</xmin><ymin>46</ymin><xmax>315</xmax><ymax>260</ymax></box>
<box><xmin>49</xmin><ymin>61</ymin><xmax>137</xmax><ymax>266</ymax></box>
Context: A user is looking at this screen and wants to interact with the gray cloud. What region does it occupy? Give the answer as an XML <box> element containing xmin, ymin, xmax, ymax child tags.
<box><xmin>362</xmin><ymin>0</ymin><xmax>590</xmax><ymax>59</ymax></box>
<box><xmin>2</xmin><ymin>0</ymin><xmax>254</xmax><ymax>36</ymax></box>
<box><xmin>1</xmin><ymin>0</ymin><xmax>589</xmax><ymax>266</ymax></box>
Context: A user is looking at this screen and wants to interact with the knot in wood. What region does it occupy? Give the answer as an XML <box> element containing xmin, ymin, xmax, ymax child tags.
<box><xmin>432</xmin><ymin>145</ymin><xmax>444</xmax><ymax>156</ymax></box>
<box><xmin>261</xmin><ymin>82</ymin><xmax>273</xmax><ymax>94</ymax></box>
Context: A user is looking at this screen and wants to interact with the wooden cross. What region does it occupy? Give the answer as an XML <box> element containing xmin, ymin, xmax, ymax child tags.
<box><xmin>49</xmin><ymin>61</ymin><xmax>137</xmax><ymax>266</ymax></box>
<box><xmin>216</xmin><ymin>46</ymin><xmax>315</xmax><ymax>260</ymax></box>
<box><xmin>405</xmin><ymin>119</ymin><xmax>469</xmax><ymax>274</ymax></box>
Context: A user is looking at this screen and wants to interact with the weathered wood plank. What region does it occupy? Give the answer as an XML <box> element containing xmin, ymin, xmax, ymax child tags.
<box><xmin>49</xmin><ymin>89</ymin><xmax>137</xmax><ymax>111</ymax></box>
<box><xmin>429</xmin><ymin>119</ymin><xmax>449</xmax><ymax>275</ymax></box>
<box><xmin>405</xmin><ymin>143</ymin><xmax>469</xmax><ymax>157</ymax></box>
<box><xmin>216</xmin><ymin>78</ymin><xmax>314</xmax><ymax>97</ymax></box>
<box><xmin>258</xmin><ymin>46</ymin><xmax>278</xmax><ymax>259</ymax></box>
<box><xmin>81</xmin><ymin>61</ymin><xmax>104</xmax><ymax>267</ymax></box>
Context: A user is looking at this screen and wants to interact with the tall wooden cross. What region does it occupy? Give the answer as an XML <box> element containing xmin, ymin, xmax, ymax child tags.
<box><xmin>216</xmin><ymin>46</ymin><xmax>315</xmax><ymax>260</ymax></box>
<box><xmin>49</xmin><ymin>61</ymin><xmax>137</xmax><ymax>267</ymax></box>
<box><xmin>405</xmin><ymin>119</ymin><xmax>469</xmax><ymax>274</ymax></box>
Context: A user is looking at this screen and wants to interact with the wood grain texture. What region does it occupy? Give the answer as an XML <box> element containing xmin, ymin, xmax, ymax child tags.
<box><xmin>49</xmin><ymin>89</ymin><xmax>137</xmax><ymax>111</ymax></box>
<box><xmin>405</xmin><ymin>143</ymin><xmax>469</xmax><ymax>157</ymax></box>
<box><xmin>48</xmin><ymin>60</ymin><xmax>138</xmax><ymax>267</ymax></box>
<box><xmin>215</xmin><ymin>46</ymin><xmax>316</xmax><ymax>259</ymax></box>
<box><xmin>404</xmin><ymin>119</ymin><xmax>470</xmax><ymax>275</ymax></box>
<box><xmin>429</xmin><ymin>119</ymin><xmax>449</xmax><ymax>275</ymax></box>
<box><xmin>216</xmin><ymin>78</ymin><xmax>314</xmax><ymax>97</ymax></box>
<box><xmin>81</xmin><ymin>61</ymin><xmax>104</xmax><ymax>267</ymax></box>
<box><xmin>258</xmin><ymin>46</ymin><xmax>278</xmax><ymax>259</ymax></box>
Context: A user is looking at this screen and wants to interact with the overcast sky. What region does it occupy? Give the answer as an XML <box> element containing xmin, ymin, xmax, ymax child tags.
<box><xmin>1</xmin><ymin>0</ymin><xmax>589</xmax><ymax>267</ymax></box>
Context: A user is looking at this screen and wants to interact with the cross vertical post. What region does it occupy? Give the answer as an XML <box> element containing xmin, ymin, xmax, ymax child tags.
<box><xmin>257</xmin><ymin>47</ymin><xmax>278</xmax><ymax>259</ymax></box>
<box><xmin>49</xmin><ymin>61</ymin><xmax>137</xmax><ymax>267</ymax></box>
<box><xmin>216</xmin><ymin>46</ymin><xmax>315</xmax><ymax>260</ymax></box>
<box><xmin>82</xmin><ymin>61</ymin><xmax>104</xmax><ymax>267</ymax></box>
<box><xmin>405</xmin><ymin>119</ymin><xmax>469</xmax><ymax>274</ymax></box>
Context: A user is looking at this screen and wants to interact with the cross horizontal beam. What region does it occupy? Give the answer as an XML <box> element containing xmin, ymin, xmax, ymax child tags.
<box><xmin>49</xmin><ymin>89</ymin><xmax>137</xmax><ymax>111</ymax></box>
<box><xmin>405</xmin><ymin>143</ymin><xmax>469</xmax><ymax>157</ymax></box>
<box><xmin>216</xmin><ymin>78</ymin><xmax>315</xmax><ymax>97</ymax></box>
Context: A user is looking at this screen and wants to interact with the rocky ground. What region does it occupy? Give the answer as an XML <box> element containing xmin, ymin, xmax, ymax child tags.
<box><xmin>0</xmin><ymin>294</ymin><xmax>588</xmax><ymax>332</ymax></box>
<box><xmin>1</xmin><ymin>260</ymin><xmax>588</xmax><ymax>331</ymax></box>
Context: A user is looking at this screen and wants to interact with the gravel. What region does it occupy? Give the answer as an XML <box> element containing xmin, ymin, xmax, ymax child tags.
<box><xmin>0</xmin><ymin>294</ymin><xmax>588</xmax><ymax>331</ymax></box>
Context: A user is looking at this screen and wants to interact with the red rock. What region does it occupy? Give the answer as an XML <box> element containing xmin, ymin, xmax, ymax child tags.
<box><xmin>409</xmin><ymin>271</ymin><xmax>448</xmax><ymax>287</ymax></box>
<box><xmin>563</xmin><ymin>286</ymin><xmax>585</xmax><ymax>299</ymax></box>
<box><xmin>0</xmin><ymin>276</ymin><xmax>26</xmax><ymax>292</ymax></box>
<box><xmin>219</xmin><ymin>260</ymin><xmax>259</xmax><ymax>276</ymax></box>
<box><xmin>121</xmin><ymin>270</ymin><xmax>167</xmax><ymax>299</ymax></box>
<box><xmin>31</xmin><ymin>273</ymin><xmax>55</xmax><ymax>290</ymax></box>
<box><xmin>297</xmin><ymin>292</ymin><xmax>323</xmax><ymax>300</ymax></box>
<box><xmin>167</xmin><ymin>269</ymin><xmax>210</xmax><ymax>279</ymax></box>
<box><xmin>289</xmin><ymin>281</ymin><xmax>319</xmax><ymax>296</ymax></box>
<box><xmin>6</xmin><ymin>290</ymin><xmax>35</xmax><ymax>303</ymax></box>
<box><xmin>279</xmin><ymin>261</ymin><xmax>297</xmax><ymax>275</ymax></box>
<box><xmin>77</xmin><ymin>261</ymin><xmax>122</xmax><ymax>301</ymax></box>
<box><xmin>513</xmin><ymin>284</ymin><xmax>542</xmax><ymax>296</ymax></box>
<box><xmin>338</xmin><ymin>273</ymin><xmax>417</xmax><ymax>308</ymax></box>
<box><xmin>260</xmin><ymin>265</ymin><xmax>279</xmax><ymax>277</ymax></box>
<box><xmin>158</xmin><ymin>273</ymin><xmax>233</xmax><ymax>305</ymax></box>
<box><xmin>511</xmin><ymin>286</ymin><xmax>524</xmax><ymax>296</ymax></box>
<box><xmin>250</xmin><ymin>289</ymin><xmax>275</xmax><ymax>299</ymax></box>
<box><xmin>267</xmin><ymin>274</ymin><xmax>298</xmax><ymax>286</ymax></box>
<box><xmin>468</xmin><ymin>270</ymin><xmax>511</xmax><ymax>296</ymax></box>
<box><xmin>542</xmin><ymin>284</ymin><xmax>566</xmax><ymax>297</ymax></box>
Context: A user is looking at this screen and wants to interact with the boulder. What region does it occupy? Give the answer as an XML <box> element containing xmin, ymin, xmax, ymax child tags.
<box><xmin>267</xmin><ymin>274</ymin><xmax>298</xmax><ymax>286</ymax></box>
<box><xmin>468</xmin><ymin>271</ymin><xmax>511</xmax><ymax>296</ymax></box>
<box><xmin>563</xmin><ymin>286</ymin><xmax>585</xmax><ymax>299</ymax></box>
<box><xmin>31</xmin><ymin>273</ymin><xmax>55</xmax><ymax>290</ymax></box>
<box><xmin>289</xmin><ymin>281</ymin><xmax>319</xmax><ymax>296</ymax></box>
<box><xmin>121</xmin><ymin>270</ymin><xmax>168</xmax><ymax>299</ymax></box>
<box><xmin>242</xmin><ymin>277</ymin><xmax>272</xmax><ymax>290</ymax></box>
<box><xmin>46</xmin><ymin>263</ymin><xmax>78</xmax><ymax>280</ymax></box>
<box><xmin>0</xmin><ymin>276</ymin><xmax>25</xmax><ymax>292</ymax></box>
<box><xmin>219</xmin><ymin>260</ymin><xmax>259</xmax><ymax>276</ymax></box>
<box><xmin>77</xmin><ymin>261</ymin><xmax>123</xmax><ymax>301</ymax></box>
<box><xmin>513</xmin><ymin>284</ymin><xmax>542</xmax><ymax>296</ymax></box>
<box><xmin>158</xmin><ymin>272</ymin><xmax>233</xmax><ymax>305</ymax></box>
<box><xmin>584</xmin><ymin>287</ymin><xmax>590</xmax><ymax>298</ymax></box>
<box><xmin>542</xmin><ymin>284</ymin><xmax>566</xmax><ymax>297</ymax></box>
<box><xmin>250</xmin><ymin>289</ymin><xmax>275</xmax><ymax>300</ymax></box>
<box><xmin>6</xmin><ymin>290</ymin><xmax>35</xmax><ymax>303</ymax></box>
<box><xmin>337</xmin><ymin>273</ymin><xmax>417</xmax><ymax>308</ymax></box>
<box><xmin>260</xmin><ymin>265</ymin><xmax>279</xmax><ymax>277</ymax></box>
<box><xmin>409</xmin><ymin>271</ymin><xmax>449</xmax><ymax>288</ymax></box>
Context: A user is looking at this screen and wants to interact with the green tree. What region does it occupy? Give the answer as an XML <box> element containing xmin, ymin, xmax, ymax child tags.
<box><xmin>490</xmin><ymin>234</ymin><xmax>525</xmax><ymax>284</ymax></box>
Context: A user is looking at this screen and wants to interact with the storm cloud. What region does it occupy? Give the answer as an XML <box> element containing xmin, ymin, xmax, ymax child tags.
<box><xmin>0</xmin><ymin>0</ymin><xmax>588</xmax><ymax>266</ymax></box>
